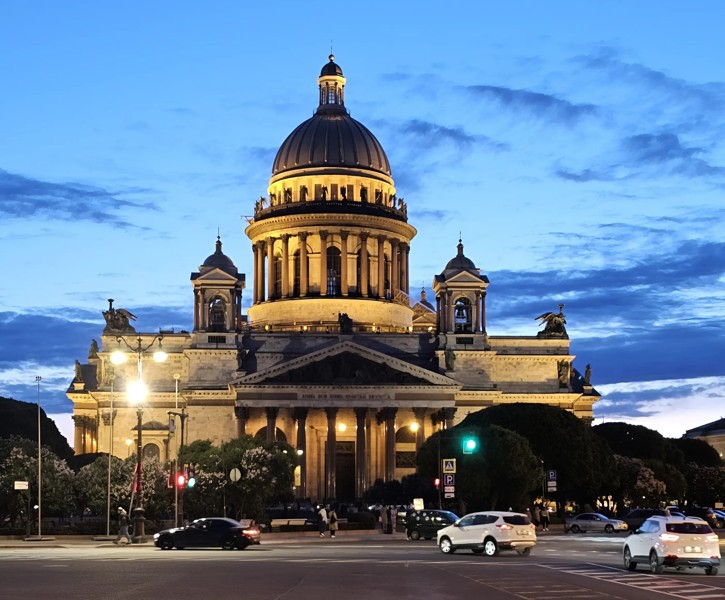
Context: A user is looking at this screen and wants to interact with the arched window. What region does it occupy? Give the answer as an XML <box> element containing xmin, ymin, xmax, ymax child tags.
<box><xmin>253</xmin><ymin>427</ymin><xmax>288</xmax><ymax>443</ymax></box>
<box><xmin>454</xmin><ymin>297</ymin><xmax>472</xmax><ymax>333</ymax></box>
<box><xmin>273</xmin><ymin>255</ymin><xmax>282</xmax><ymax>298</ymax></box>
<box><xmin>142</xmin><ymin>443</ymin><xmax>160</xmax><ymax>461</ymax></box>
<box><xmin>327</xmin><ymin>246</ymin><xmax>341</xmax><ymax>296</ymax></box>
<box><xmin>209</xmin><ymin>297</ymin><xmax>226</xmax><ymax>332</ymax></box>
<box><xmin>293</xmin><ymin>250</ymin><xmax>301</xmax><ymax>296</ymax></box>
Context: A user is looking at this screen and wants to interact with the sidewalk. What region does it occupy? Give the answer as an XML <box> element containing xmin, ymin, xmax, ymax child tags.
<box><xmin>0</xmin><ymin>529</ymin><xmax>409</xmax><ymax>548</ymax></box>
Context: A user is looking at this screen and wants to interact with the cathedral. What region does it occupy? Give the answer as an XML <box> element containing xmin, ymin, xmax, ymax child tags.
<box><xmin>68</xmin><ymin>56</ymin><xmax>599</xmax><ymax>502</ymax></box>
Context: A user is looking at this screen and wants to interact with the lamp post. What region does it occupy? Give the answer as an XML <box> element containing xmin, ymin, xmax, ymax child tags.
<box><xmin>105</xmin><ymin>375</ymin><xmax>115</xmax><ymax>537</ymax></box>
<box><xmin>111</xmin><ymin>334</ymin><xmax>167</xmax><ymax>543</ymax></box>
<box><xmin>35</xmin><ymin>375</ymin><xmax>42</xmax><ymax>539</ymax></box>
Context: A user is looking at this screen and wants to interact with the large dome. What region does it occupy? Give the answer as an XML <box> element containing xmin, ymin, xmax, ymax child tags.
<box><xmin>272</xmin><ymin>112</ymin><xmax>391</xmax><ymax>177</ymax></box>
<box><xmin>271</xmin><ymin>56</ymin><xmax>391</xmax><ymax>178</ymax></box>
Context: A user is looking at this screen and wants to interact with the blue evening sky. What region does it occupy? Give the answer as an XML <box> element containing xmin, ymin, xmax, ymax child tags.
<box><xmin>1</xmin><ymin>1</ymin><xmax>724</xmax><ymax>444</ymax></box>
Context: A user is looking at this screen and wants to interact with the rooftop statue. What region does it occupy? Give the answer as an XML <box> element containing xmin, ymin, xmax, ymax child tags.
<box><xmin>535</xmin><ymin>304</ymin><xmax>567</xmax><ymax>338</ymax></box>
<box><xmin>102</xmin><ymin>298</ymin><xmax>137</xmax><ymax>333</ymax></box>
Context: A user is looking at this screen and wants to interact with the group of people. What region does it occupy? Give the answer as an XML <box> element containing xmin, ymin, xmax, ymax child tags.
<box><xmin>316</xmin><ymin>504</ymin><xmax>339</xmax><ymax>538</ymax></box>
<box><xmin>529</xmin><ymin>503</ymin><xmax>551</xmax><ymax>531</ymax></box>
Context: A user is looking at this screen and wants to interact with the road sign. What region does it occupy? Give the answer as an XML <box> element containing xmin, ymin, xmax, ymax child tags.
<box><xmin>444</xmin><ymin>492</ymin><xmax>455</xmax><ymax>499</ymax></box>
<box><xmin>229</xmin><ymin>468</ymin><xmax>241</xmax><ymax>482</ymax></box>
<box><xmin>547</xmin><ymin>482</ymin><xmax>557</xmax><ymax>492</ymax></box>
<box><xmin>547</xmin><ymin>470</ymin><xmax>557</xmax><ymax>482</ymax></box>
<box><xmin>443</xmin><ymin>486</ymin><xmax>455</xmax><ymax>494</ymax></box>
<box><xmin>442</xmin><ymin>458</ymin><xmax>456</xmax><ymax>474</ymax></box>
<box><xmin>14</xmin><ymin>481</ymin><xmax>28</xmax><ymax>490</ymax></box>
<box><xmin>443</xmin><ymin>474</ymin><xmax>455</xmax><ymax>486</ymax></box>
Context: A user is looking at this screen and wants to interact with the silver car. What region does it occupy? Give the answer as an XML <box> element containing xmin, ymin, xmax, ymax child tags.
<box><xmin>437</xmin><ymin>510</ymin><xmax>536</xmax><ymax>556</ymax></box>
<box><xmin>564</xmin><ymin>512</ymin><xmax>628</xmax><ymax>534</ymax></box>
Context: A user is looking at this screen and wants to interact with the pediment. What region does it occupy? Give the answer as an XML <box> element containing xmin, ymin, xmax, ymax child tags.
<box><xmin>442</xmin><ymin>270</ymin><xmax>489</xmax><ymax>285</ymax></box>
<box><xmin>191</xmin><ymin>268</ymin><xmax>242</xmax><ymax>284</ymax></box>
<box><xmin>234</xmin><ymin>340</ymin><xmax>456</xmax><ymax>387</ymax></box>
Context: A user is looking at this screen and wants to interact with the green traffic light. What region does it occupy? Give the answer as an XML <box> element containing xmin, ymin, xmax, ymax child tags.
<box><xmin>462</xmin><ymin>438</ymin><xmax>478</xmax><ymax>453</ymax></box>
<box><xmin>187</xmin><ymin>477</ymin><xmax>196</xmax><ymax>488</ymax></box>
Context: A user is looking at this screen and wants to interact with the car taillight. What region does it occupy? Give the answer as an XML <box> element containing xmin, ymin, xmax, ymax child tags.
<box><xmin>496</xmin><ymin>523</ymin><xmax>513</xmax><ymax>530</ymax></box>
<box><xmin>243</xmin><ymin>527</ymin><xmax>259</xmax><ymax>535</ymax></box>
<box><xmin>659</xmin><ymin>533</ymin><xmax>679</xmax><ymax>542</ymax></box>
<box><xmin>706</xmin><ymin>534</ymin><xmax>719</xmax><ymax>542</ymax></box>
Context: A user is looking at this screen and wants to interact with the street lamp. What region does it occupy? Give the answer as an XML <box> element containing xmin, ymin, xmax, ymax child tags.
<box><xmin>35</xmin><ymin>375</ymin><xmax>42</xmax><ymax>540</ymax></box>
<box><xmin>111</xmin><ymin>334</ymin><xmax>167</xmax><ymax>543</ymax></box>
<box><xmin>125</xmin><ymin>438</ymin><xmax>133</xmax><ymax>457</ymax></box>
<box><xmin>105</xmin><ymin>375</ymin><xmax>115</xmax><ymax>538</ymax></box>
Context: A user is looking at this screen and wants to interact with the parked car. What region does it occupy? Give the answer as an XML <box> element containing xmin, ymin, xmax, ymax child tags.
<box><xmin>623</xmin><ymin>515</ymin><xmax>720</xmax><ymax>575</ymax></box>
<box><xmin>564</xmin><ymin>512</ymin><xmax>628</xmax><ymax>534</ymax></box>
<box><xmin>682</xmin><ymin>507</ymin><xmax>724</xmax><ymax>529</ymax></box>
<box><xmin>437</xmin><ymin>511</ymin><xmax>536</xmax><ymax>556</ymax></box>
<box><xmin>715</xmin><ymin>510</ymin><xmax>725</xmax><ymax>528</ymax></box>
<box><xmin>623</xmin><ymin>508</ymin><xmax>669</xmax><ymax>531</ymax></box>
<box><xmin>405</xmin><ymin>509</ymin><xmax>459</xmax><ymax>540</ymax></box>
<box><xmin>153</xmin><ymin>517</ymin><xmax>261</xmax><ymax>550</ymax></box>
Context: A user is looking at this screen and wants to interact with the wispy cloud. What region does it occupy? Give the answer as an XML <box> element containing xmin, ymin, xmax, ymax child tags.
<box><xmin>0</xmin><ymin>169</ymin><xmax>158</xmax><ymax>227</ymax></box>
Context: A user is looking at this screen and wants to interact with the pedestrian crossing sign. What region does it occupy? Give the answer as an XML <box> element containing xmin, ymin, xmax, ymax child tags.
<box><xmin>442</xmin><ymin>458</ymin><xmax>456</xmax><ymax>473</ymax></box>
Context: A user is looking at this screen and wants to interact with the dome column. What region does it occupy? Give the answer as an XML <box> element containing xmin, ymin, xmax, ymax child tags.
<box><xmin>340</xmin><ymin>231</ymin><xmax>349</xmax><ymax>296</ymax></box>
<box><xmin>377</xmin><ymin>235</ymin><xmax>386</xmax><ymax>298</ymax></box>
<box><xmin>319</xmin><ymin>231</ymin><xmax>328</xmax><ymax>297</ymax></box>
<box><xmin>255</xmin><ymin>241</ymin><xmax>265</xmax><ymax>303</ymax></box>
<box><xmin>281</xmin><ymin>234</ymin><xmax>290</xmax><ymax>298</ymax></box>
<box><xmin>402</xmin><ymin>244</ymin><xmax>410</xmax><ymax>294</ymax></box>
<box><xmin>299</xmin><ymin>232</ymin><xmax>309</xmax><ymax>297</ymax></box>
<box><xmin>446</xmin><ymin>291</ymin><xmax>454</xmax><ymax>333</ymax></box>
<box><xmin>266</xmin><ymin>237</ymin><xmax>275</xmax><ymax>300</ymax></box>
<box><xmin>360</xmin><ymin>233</ymin><xmax>369</xmax><ymax>297</ymax></box>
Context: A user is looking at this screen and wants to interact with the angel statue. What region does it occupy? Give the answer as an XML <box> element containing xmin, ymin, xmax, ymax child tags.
<box><xmin>102</xmin><ymin>298</ymin><xmax>137</xmax><ymax>333</ymax></box>
<box><xmin>535</xmin><ymin>304</ymin><xmax>567</xmax><ymax>338</ymax></box>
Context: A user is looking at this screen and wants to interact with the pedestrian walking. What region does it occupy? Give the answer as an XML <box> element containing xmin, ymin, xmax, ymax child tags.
<box><xmin>379</xmin><ymin>505</ymin><xmax>388</xmax><ymax>533</ymax></box>
<box><xmin>540</xmin><ymin>504</ymin><xmax>550</xmax><ymax>531</ymax></box>
<box><xmin>532</xmin><ymin>505</ymin><xmax>541</xmax><ymax>529</ymax></box>
<box><xmin>114</xmin><ymin>507</ymin><xmax>132</xmax><ymax>545</ymax></box>
<box><xmin>317</xmin><ymin>504</ymin><xmax>328</xmax><ymax>537</ymax></box>
<box><xmin>328</xmin><ymin>506</ymin><xmax>338</xmax><ymax>538</ymax></box>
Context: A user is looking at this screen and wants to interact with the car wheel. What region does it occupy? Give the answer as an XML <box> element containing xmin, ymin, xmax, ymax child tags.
<box><xmin>649</xmin><ymin>551</ymin><xmax>663</xmax><ymax>574</ymax></box>
<box><xmin>604</xmin><ymin>524</ymin><xmax>614</xmax><ymax>534</ymax></box>
<box><xmin>705</xmin><ymin>566</ymin><xmax>719</xmax><ymax>576</ymax></box>
<box><xmin>439</xmin><ymin>537</ymin><xmax>455</xmax><ymax>554</ymax></box>
<box><xmin>570</xmin><ymin>525</ymin><xmax>580</xmax><ymax>534</ymax></box>
<box><xmin>516</xmin><ymin>547</ymin><xmax>531</xmax><ymax>556</ymax></box>
<box><xmin>623</xmin><ymin>546</ymin><xmax>637</xmax><ymax>571</ymax></box>
<box><xmin>409</xmin><ymin>530</ymin><xmax>421</xmax><ymax>541</ymax></box>
<box><xmin>159</xmin><ymin>536</ymin><xmax>174</xmax><ymax>550</ymax></box>
<box><xmin>236</xmin><ymin>538</ymin><xmax>251</xmax><ymax>550</ymax></box>
<box><xmin>472</xmin><ymin>548</ymin><xmax>484</xmax><ymax>554</ymax></box>
<box><xmin>221</xmin><ymin>538</ymin><xmax>236</xmax><ymax>550</ymax></box>
<box><xmin>483</xmin><ymin>538</ymin><xmax>498</xmax><ymax>557</ymax></box>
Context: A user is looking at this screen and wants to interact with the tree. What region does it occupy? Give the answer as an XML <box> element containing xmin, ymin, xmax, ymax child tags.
<box><xmin>671</xmin><ymin>438</ymin><xmax>722</xmax><ymax>467</ymax></box>
<box><xmin>456</xmin><ymin>425</ymin><xmax>541</xmax><ymax>512</ymax></box>
<box><xmin>685</xmin><ymin>465</ymin><xmax>725</xmax><ymax>506</ymax></box>
<box><xmin>461</xmin><ymin>403</ymin><xmax>616</xmax><ymax>506</ymax></box>
<box><xmin>0</xmin><ymin>397</ymin><xmax>73</xmax><ymax>461</ymax></box>
<box><xmin>612</xmin><ymin>455</ymin><xmax>666</xmax><ymax>508</ymax></box>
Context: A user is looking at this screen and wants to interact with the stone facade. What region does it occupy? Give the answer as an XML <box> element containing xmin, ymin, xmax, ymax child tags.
<box><xmin>67</xmin><ymin>56</ymin><xmax>600</xmax><ymax>503</ymax></box>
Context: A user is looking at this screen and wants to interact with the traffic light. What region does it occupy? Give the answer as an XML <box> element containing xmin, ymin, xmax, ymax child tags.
<box><xmin>462</xmin><ymin>436</ymin><xmax>478</xmax><ymax>454</ymax></box>
<box><xmin>434</xmin><ymin>477</ymin><xmax>440</xmax><ymax>489</ymax></box>
<box><xmin>175</xmin><ymin>473</ymin><xmax>186</xmax><ymax>488</ymax></box>
<box><xmin>187</xmin><ymin>466</ymin><xmax>196</xmax><ymax>488</ymax></box>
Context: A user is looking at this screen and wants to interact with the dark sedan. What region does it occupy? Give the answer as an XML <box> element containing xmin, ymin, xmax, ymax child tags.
<box><xmin>153</xmin><ymin>517</ymin><xmax>261</xmax><ymax>550</ymax></box>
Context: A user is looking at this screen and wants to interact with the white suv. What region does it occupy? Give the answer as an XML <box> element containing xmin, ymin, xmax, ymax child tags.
<box><xmin>623</xmin><ymin>515</ymin><xmax>721</xmax><ymax>575</ymax></box>
<box><xmin>437</xmin><ymin>510</ymin><xmax>536</xmax><ymax>556</ymax></box>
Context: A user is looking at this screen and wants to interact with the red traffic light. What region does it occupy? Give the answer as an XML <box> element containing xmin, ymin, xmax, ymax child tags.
<box><xmin>434</xmin><ymin>478</ymin><xmax>440</xmax><ymax>489</ymax></box>
<box><xmin>176</xmin><ymin>473</ymin><xmax>186</xmax><ymax>488</ymax></box>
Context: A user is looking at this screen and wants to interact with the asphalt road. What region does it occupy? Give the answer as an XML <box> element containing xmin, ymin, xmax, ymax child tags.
<box><xmin>1</xmin><ymin>534</ymin><xmax>723</xmax><ymax>600</ymax></box>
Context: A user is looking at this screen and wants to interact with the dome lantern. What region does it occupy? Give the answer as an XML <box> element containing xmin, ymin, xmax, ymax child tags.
<box><xmin>317</xmin><ymin>55</ymin><xmax>346</xmax><ymax>112</ymax></box>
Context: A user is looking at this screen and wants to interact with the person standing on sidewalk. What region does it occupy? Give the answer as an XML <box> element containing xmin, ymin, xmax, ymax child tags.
<box><xmin>328</xmin><ymin>506</ymin><xmax>339</xmax><ymax>538</ymax></box>
<box><xmin>317</xmin><ymin>504</ymin><xmax>328</xmax><ymax>537</ymax></box>
<box><xmin>540</xmin><ymin>503</ymin><xmax>550</xmax><ymax>531</ymax></box>
<box><xmin>114</xmin><ymin>508</ymin><xmax>132</xmax><ymax>545</ymax></box>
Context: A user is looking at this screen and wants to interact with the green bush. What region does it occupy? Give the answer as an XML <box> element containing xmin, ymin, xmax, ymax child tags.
<box><xmin>347</xmin><ymin>511</ymin><xmax>376</xmax><ymax>528</ymax></box>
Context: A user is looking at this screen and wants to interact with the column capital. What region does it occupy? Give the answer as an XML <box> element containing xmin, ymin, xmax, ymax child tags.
<box><xmin>340</xmin><ymin>230</ymin><xmax>349</xmax><ymax>240</ymax></box>
<box><xmin>319</xmin><ymin>230</ymin><xmax>329</xmax><ymax>241</ymax></box>
<box><xmin>234</xmin><ymin>406</ymin><xmax>250</xmax><ymax>420</ymax></box>
<box><xmin>293</xmin><ymin>407</ymin><xmax>309</xmax><ymax>422</ymax></box>
<box><xmin>298</xmin><ymin>231</ymin><xmax>308</xmax><ymax>241</ymax></box>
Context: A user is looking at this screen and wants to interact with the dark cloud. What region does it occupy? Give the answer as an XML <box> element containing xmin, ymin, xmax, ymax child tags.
<box><xmin>0</xmin><ymin>169</ymin><xmax>158</xmax><ymax>227</ymax></box>
<box><xmin>466</xmin><ymin>84</ymin><xmax>597</xmax><ymax>124</ymax></box>
<box><xmin>556</xmin><ymin>131</ymin><xmax>725</xmax><ymax>182</ymax></box>
<box><xmin>578</xmin><ymin>46</ymin><xmax>725</xmax><ymax>114</ymax></box>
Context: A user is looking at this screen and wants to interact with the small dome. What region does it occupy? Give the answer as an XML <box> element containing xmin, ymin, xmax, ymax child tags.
<box><xmin>320</xmin><ymin>54</ymin><xmax>343</xmax><ymax>77</ymax></box>
<box><xmin>202</xmin><ymin>237</ymin><xmax>237</xmax><ymax>273</ymax></box>
<box><xmin>445</xmin><ymin>239</ymin><xmax>477</xmax><ymax>271</ymax></box>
